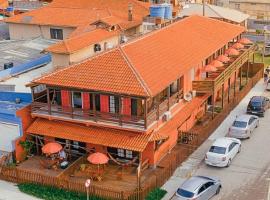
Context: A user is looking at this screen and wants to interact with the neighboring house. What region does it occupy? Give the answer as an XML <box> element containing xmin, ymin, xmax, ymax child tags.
<box><xmin>0</xmin><ymin>92</ymin><xmax>32</xmax><ymax>161</ymax></box>
<box><xmin>215</xmin><ymin>0</ymin><xmax>270</xmax><ymax>20</ymax></box>
<box><xmin>5</xmin><ymin>0</ymin><xmax>150</xmax><ymax>40</ymax></box>
<box><xmin>24</xmin><ymin>15</ymin><xmax>253</xmax><ymax>167</ymax></box>
<box><xmin>179</xmin><ymin>3</ymin><xmax>249</xmax><ymax>26</ymax></box>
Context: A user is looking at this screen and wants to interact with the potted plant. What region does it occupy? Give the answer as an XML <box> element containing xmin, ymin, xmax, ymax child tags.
<box><xmin>19</xmin><ymin>140</ymin><xmax>34</xmax><ymax>159</ymax></box>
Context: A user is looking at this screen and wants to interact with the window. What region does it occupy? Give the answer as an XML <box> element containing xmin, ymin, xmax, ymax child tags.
<box><xmin>204</xmin><ymin>182</ymin><xmax>214</xmax><ymax>189</ymax></box>
<box><xmin>109</xmin><ymin>96</ymin><xmax>119</xmax><ymax>113</ymax></box>
<box><xmin>50</xmin><ymin>28</ymin><xmax>63</xmax><ymax>40</ymax></box>
<box><xmin>209</xmin><ymin>146</ymin><xmax>226</xmax><ymax>154</ymax></box>
<box><xmin>95</xmin><ymin>94</ymin><xmax>101</xmax><ymax>111</ymax></box>
<box><xmin>232</xmin><ymin>121</ymin><xmax>247</xmax><ymax>128</ymax></box>
<box><xmin>126</xmin><ymin>150</ymin><xmax>133</xmax><ymax>159</ymax></box>
<box><xmin>235</xmin><ymin>3</ymin><xmax>240</xmax><ymax>9</ymax></box>
<box><xmin>198</xmin><ymin>185</ymin><xmax>206</xmax><ymax>194</ymax></box>
<box><xmin>229</xmin><ymin>143</ymin><xmax>236</xmax><ymax>152</ymax></box>
<box><xmin>72</xmin><ymin>92</ymin><xmax>82</xmax><ymax>108</ymax></box>
<box><xmin>131</xmin><ymin>98</ymin><xmax>137</xmax><ymax>116</ymax></box>
<box><xmin>117</xmin><ymin>149</ymin><xmax>125</xmax><ymax>157</ymax></box>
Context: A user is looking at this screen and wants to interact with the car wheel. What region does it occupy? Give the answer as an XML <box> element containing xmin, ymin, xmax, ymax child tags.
<box><xmin>216</xmin><ymin>186</ymin><xmax>221</xmax><ymax>195</ymax></box>
<box><xmin>238</xmin><ymin>145</ymin><xmax>241</xmax><ymax>153</ymax></box>
<box><xmin>256</xmin><ymin>121</ymin><xmax>259</xmax><ymax>128</ymax></box>
<box><xmin>226</xmin><ymin>159</ymin><xmax>231</xmax><ymax>167</ymax></box>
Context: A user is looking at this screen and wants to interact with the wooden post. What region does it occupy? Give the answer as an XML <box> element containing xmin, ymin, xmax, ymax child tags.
<box><xmin>177</xmin><ymin>78</ymin><xmax>180</xmax><ymax>102</ymax></box>
<box><xmin>31</xmin><ymin>87</ymin><xmax>35</xmax><ymax>102</ymax></box>
<box><xmin>35</xmin><ymin>135</ymin><xmax>39</xmax><ymax>155</ymax></box>
<box><xmin>228</xmin><ymin>79</ymin><xmax>230</xmax><ymax>103</ymax></box>
<box><xmin>144</xmin><ymin>99</ymin><xmax>148</xmax><ymax>129</ymax></box>
<box><xmin>234</xmin><ymin>71</ymin><xmax>237</xmax><ymax>98</ymax></box>
<box><xmin>137</xmin><ymin>152</ymin><xmax>142</xmax><ymax>200</ymax></box>
<box><xmin>167</xmin><ymin>87</ymin><xmax>170</xmax><ymax>111</ymax></box>
<box><xmin>246</xmin><ymin>61</ymin><xmax>250</xmax><ymax>84</ymax></box>
<box><xmin>156</xmin><ymin>95</ymin><xmax>160</xmax><ymax>120</ymax></box>
<box><xmin>70</xmin><ymin>91</ymin><xmax>73</xmax><ymax>118</ymax></box>
<box><xmin>221</xmin><ymin>84</ymin><xmax>224</xmax><ymax>109</ymax></box>
<box><xmin>93</xmin><ymin>93</ymin><xmax>97</xmax><ymax>122</ymax></box>
<box><xmin>119</xmin><ymin>96</ymin><xmax>122</xmax><ymax>126</ymax></box>
<box><xmin>46</xmin><ymin>88</ymin><xmax>51</xmax><ymax>115</ymax></box>
<box><xmin>212</xmin><ymin>90</ymin><xmax>215</xmax><ymax>119</ymax></box>
<box><xmin>240</xmin><ymin>67</ymin><xmax>242</xmax><ymax>90</ymax></box>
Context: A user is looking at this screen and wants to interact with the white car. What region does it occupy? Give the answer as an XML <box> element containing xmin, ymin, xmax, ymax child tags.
<box><xmin>228</xmin><ymin>114</ymin><xmax>259</xmax><ymax>139</ymax></box>
<box><xmin>205</xmin><ymin>137</ymin><xmax>241</xmax><ymax>167</ymax></box>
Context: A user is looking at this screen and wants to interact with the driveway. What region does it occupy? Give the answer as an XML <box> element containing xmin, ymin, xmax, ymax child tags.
<box><xmin>162</xmin><ymin>79</ymin><xmax>270</xmax><ymax>200</ymax></box>
<box><xmin>0</xmin><ymin>180</ymin><xmax>41</xmax><ymax>200</ymax></box>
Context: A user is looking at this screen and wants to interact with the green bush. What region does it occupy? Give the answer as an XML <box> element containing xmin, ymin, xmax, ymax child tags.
<box><xmin>145</xmin><ymin>188</ymin><xmax>167</xmax><ymax>200</ymax></box>
<box><xmin>18</xmin><ymin>183</ymin><xmax>105</xmax><ymax>200</ymax></box>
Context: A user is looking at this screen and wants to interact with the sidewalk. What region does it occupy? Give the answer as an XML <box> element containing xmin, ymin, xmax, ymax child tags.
<box><xmin>161</xmin><ymin>79</ymin><xmax>265</xmax><ymax>200</ymax></box>
<box><xmin>0</xmin><ymin>180</ymin><xmax>41</xmax><ymax>200</ymax></box>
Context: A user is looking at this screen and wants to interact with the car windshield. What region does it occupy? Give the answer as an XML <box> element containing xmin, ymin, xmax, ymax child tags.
<box><xmin>251</xmin><ymin>101</ymin><xmax>261</xmax><ymax>107</ymax></box>
<box><xmin>176</xmin><ymin>188</ymin><xmax>194</xmax><ymax>198</ymax></box>
<box><xmin>209</xmin><ymin>146</ymin><xmax>226</xmax><ymax>154</ymax></box>
<box><xmin>232</xmin><ymin>121</ymin><xmax>247</xmax><ymax>128</ymax></box>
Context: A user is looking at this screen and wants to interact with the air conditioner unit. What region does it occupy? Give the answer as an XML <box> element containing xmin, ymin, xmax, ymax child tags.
<box><xmin>192</xmin><ymin>90</ymin><xmax>196</xmax><ymax>97</ymax></box>
<box><xmin>184</xmin><ymin>92</ymin><xmax>193</xmax><ymax>102</ymax></box>
<box><xmin>163</xmin><ymin>111</ymin><xmax>172</xmax><ymax>121</ymax></box>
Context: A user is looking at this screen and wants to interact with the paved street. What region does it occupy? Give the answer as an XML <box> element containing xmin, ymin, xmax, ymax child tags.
<box><xmin>163</xmin><ymin>79</ymin><xmax>270</xmax><ymax>200</ymax></box>
<box><xmin>0</xmin><ymin>180</ymin><xmax>40</xmax><ymax>200</ymax></box>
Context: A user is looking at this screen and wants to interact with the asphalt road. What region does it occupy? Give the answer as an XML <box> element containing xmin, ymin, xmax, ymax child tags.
<box><xmin>163</xmin><ymin>80</ymin><xmax>270</xmax><ymax>200</ymax></box>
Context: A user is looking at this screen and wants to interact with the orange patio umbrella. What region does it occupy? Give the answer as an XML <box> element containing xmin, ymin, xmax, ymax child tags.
<box><xmin>225</xmin><ymin>48</ymin><xmax>239</xmax><ymax>56</ymax></box>
<box><xmin>232</xmin><ymin>42</ymin><xmax>244</xmax><ymax>49</ymax></box>
<box><xmin>42</xmin><ymin>142</ymin><xmax>62</xmax><ymax>155</ymax></box>
<box><xmin>87</xmin><ymin>152</ymin><xmax>109</xmax><ymax>165</ymax></box>
<box><xmin>203</xmin><ymin>64</ymin><xmax>217</xmax><ymax>72</ymax></box>
<box><xmin>210</xmin><ymin>60</ymin><xmax>224</xmax><ymax>68</ymax></box>
<box><xmin>217</xmin><ymin>55</ymin><xmax>230</xmax><ymax>63</ymax></box>
<box><xmin>238</xmin><ymin>38</ymin><xmax>252</xmax><ymax>45</ymax></box>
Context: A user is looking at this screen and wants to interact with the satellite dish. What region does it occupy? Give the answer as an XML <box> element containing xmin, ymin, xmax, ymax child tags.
<box><xmin>184</xmin><ymin>92</ymin><xmax>192</xmax><ymax>102</ymax></box>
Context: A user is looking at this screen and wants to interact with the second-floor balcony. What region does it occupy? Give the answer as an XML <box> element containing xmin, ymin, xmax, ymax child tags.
<box><xmin>192</xmin><ymin>44</ymin><xmax>257</xmax><ymax>93</ymax></box>
<box><xmin>31</xmin><ymin>88</ymin><xmax>183</xmax><ymax>131</ymax></box>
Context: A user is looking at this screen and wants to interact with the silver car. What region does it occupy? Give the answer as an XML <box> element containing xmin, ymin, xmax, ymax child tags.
<box><xmin>174</xmin><ymin>176</ymin><xmax>221</xmax><ymax>200</ymax></box>
<box><xmin>228</xmin><ymin>114</ymin><xmax>259</xmax><ymax>139</ymax></box>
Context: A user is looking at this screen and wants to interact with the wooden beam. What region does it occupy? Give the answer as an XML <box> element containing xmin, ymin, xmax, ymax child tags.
<box><xmin>240</xmin><ymin>67</ymin><xmax>242</xmax><ymax>90</ymax></box>
<box><xmin>93</xmin><ymin>93</ymin><xmax>97</xmax><ymax>122</ymax></box>
<box><xmin>221</xmin><ymin>84</ymin><xmax>224</xmax><ymax>109</ymax></box>
<box><xmin>167</xmin><ymin>87</ymin><xmax>170</xmax><ymax>111</ymax></box>
<box><xmin>228</xmin><ymin>79</ymin><xmax>230</xmax><ymax>103</ymax></box>
<box><xmin>119</xmin><ymin>96</ymin><xmax>122</xmax><ymax>126</ymax></box>
<box><xmin>211</xmin><ymin>91</ymin><xmax>215</xmax><ymax>119</ymax></box>
<box><xmin>46</xmin><ymin>88</ymin><xmax>51</xmax><ymax>115</ymax></box>
<box><xmin>246</xmin><ymin>61</ymin><xmax>250</xmax><ymax>83</ymax></box>
<box><xmin>144</xmin><ymin>99</ymin><xmax>148</xmax><ymax>129</ymax></box>
<box><xmin>70</xmin><ymin>91</ymin><xmax>73</xmax><ymax>119</ymax></box>
<box><xmin>234</xmin><ymin>71</ymin><xmax>237</xmax><ymax>98</ymax></box>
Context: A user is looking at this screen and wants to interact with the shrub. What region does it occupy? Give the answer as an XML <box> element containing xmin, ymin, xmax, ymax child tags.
<box><xmin>18</xmin><ymin>183</ymin><xmax>105</xmax><ymax>200</ymax></box>
<box><xmin>145</xmin><ymin>188</ymin><xmax>167</xmax><ymax>200</ymax></box>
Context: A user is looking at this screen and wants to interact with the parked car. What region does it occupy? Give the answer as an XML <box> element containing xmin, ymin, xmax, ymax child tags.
<box><xmin>174</xmin><ymin>175</ymin><xmax>221</xmax><ymax>200</ymax></box>
<box><xmin>228</xmin><ymin>114</ymin><xmax>259</xmax><ymax>139</ymax></box>
<box><xmin>247</xmin><ymin>96</ymin><xmax>270</xmax><ymax>117</ymax></box>
<box><xmin>205</xmin><ymin>137</ymin><xmax>241</xmax><ymax>167</ymax></box>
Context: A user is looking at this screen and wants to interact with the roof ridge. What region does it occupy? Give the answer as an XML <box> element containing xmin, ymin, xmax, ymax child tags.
<box><xmin>118</xmin><ymin>46</ymin><xmax>152</xmax><ymax>96</ymax></box>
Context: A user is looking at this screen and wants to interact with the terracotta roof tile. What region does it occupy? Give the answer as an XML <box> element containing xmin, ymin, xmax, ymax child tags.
<box><xmin>34</xmin><ymin>48</ymin><xmax>149</xmax><ymax>96</ymax></box>
<box><xmin>33</xmin><ymin>16</ymin><xmax>244</xmax><ymax>97</ymax></box>
<box><xmin>5</xmin><ymin>0</ymin><xmax>149</xmax><ymax>28</ymax></box>
<box><xmin>46</xmin><ymin>29</ymin><xmax>119</xmax><ymax>54</ymax></box>
<box><xmin>26</xmin><ymin>118</ymin><xmax>150</xmax><ymax>152</ymax></box>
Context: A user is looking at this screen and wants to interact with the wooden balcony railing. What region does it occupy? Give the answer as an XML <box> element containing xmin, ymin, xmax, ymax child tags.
<box><xmin>192</xmin><ymin>44</ymin><xmax>257</xmax><ymax>93</ymax></box>
<box><xmin>31</xmin><ymin>102</ymin><xmax>146</xmax><ymax>129</ymax></box>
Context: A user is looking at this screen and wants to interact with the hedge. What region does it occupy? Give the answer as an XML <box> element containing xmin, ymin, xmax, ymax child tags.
<box><xmin>145</xmin><ymin>188</ymin><xmax>167</xmax><ymax>200</ymax></box>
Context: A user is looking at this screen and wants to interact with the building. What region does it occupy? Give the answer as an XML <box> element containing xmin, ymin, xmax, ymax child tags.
<box><xmin>24</xmin><ymin>15</ymin><xmax>256</xmax><ymax>168</ymax></box>
<box><xmin>215</xmin><ymin>0</ymin><xmax>270</xmax><ymax>21</ymax></box>
<box><xmin>179</xmin><ymin>3</ymin><xmax>249</xmax><ymax>26</ymax></box>
<box><xmin>5</xmin><ymin>0</ymin><xmax>150</xmax><ymax>40</ymax></box>
<box><xmin>5</xmin><ymin>0</ymin><xmax>150</xmax><ymax>67</ymax></box>
<box><xmin>0</xmin><ymin>92</ymin><xmax>32</xmax><ymax>162</ymax></box>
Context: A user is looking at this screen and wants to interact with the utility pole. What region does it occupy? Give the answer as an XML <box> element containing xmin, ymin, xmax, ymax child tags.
<box><xmin>203</xmin><ymin>0</ymin><xmax>205</xmax><ymax>16</ymax></box>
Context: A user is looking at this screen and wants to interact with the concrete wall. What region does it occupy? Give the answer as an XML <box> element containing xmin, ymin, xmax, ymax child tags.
<box><xmin>8</xmin><ymin>23</ymin><xmax>75</xmax><ymax>40</ymax></box>
<box><xmin>52</xmin><ymin>35</ymin><xmax>119</xmax><ymax>67</ymax></box>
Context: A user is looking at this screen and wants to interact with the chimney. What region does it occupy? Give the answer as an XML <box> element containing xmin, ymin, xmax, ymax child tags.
<box><xmin>128</xmin><ymin>3</ymin><xmax>133</xmax><ymax>21</ymax></box>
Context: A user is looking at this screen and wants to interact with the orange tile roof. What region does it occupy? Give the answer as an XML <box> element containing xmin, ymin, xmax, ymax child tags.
<box><xmin>5</xmin><ymin>0</ymin><xmax>149</xmax><ymax>29</ymax></box>
<box><xmin>32</xmin><ymin>16</ymin><xmax>244</xmax><ymax>97</ymax></box>
<box><xmin>27</xmin><ymin>118</ymin><xmax>161</xmax><ymax>152</ymax></box>
<box><xmin>0</xmin><ymin>0</ymin><xmax>8</xmax><ymax>9</ymax></box>
<box><xmin>157</xmin><ymin>94</ymin><xmax>210</xmax><ymax>136</ymax></box>
<box><xmin>46</xmin><ymin>29</ymin><xmax>119</xmax><ymax>54</ymax></box>
<box><xmin>34</xmin><ymin>48</ymin><xmax>149</xmax><ymax>96</ymax></box>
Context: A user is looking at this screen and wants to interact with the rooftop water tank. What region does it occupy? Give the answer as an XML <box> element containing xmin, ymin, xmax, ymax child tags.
<box><xmin>6</xmin><ymin>6</ymin><xmax>14</xmax><ymax>12</ymax></box>
<box><xmin>150</xmin><ymin>4</ymin><xmax>165</xmax><ymax>19</ymax></box>
<box><xmin>163</xmin><ymin>3</ymin><xmax>172</xmax><ymax>19</ymax></box>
